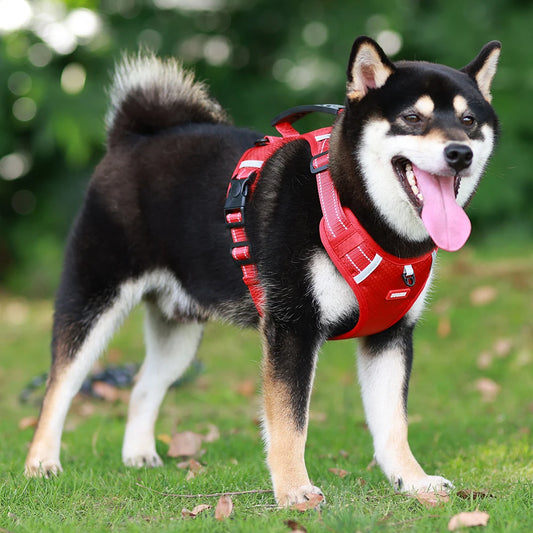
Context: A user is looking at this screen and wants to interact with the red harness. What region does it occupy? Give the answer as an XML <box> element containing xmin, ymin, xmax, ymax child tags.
<box><xmin>224</xmin><ymin>106</ymin><xmax>437</xmax><ymax>339</ymax></box>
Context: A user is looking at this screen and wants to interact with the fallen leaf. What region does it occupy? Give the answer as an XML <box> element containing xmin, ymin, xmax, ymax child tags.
<box><xmin>328</xmin><ymin>468</ymin><xmax>349</xmax><ymax>478</ymax></box>
<box><xmin>437</xmin><ymin>316</ymin><xmax>451</xmax><ymax>338</ymax></box>
<box><xmin>493</xmin><ymin>338</ymin><xmax>513</xmax><ymax>358</ymax></box>
<box><xmin>185</xmin><ymin>469</ymin><xmax>197</xmax><ymax>481</ymax></box>
<box><xmin>168</xmin><ymin>431</ymin><xmax>203</xmax><ymax>457</ymax></box>
<box><xmin>414</xmin><ymin>491</ymin><xmax>450</xmax><ymax>508</ymax></box>
<box><xmin>107</xmin><ymin>348</ymin><xmax>124</xmax><ymax>363</ymax></box>
<box><xmin>91</xmin><ymin>381</ymin><xmax>129</xmax><ymax>403</ymax></box>
<box><xmin>285</xmin><ymin>519</ymin><xmax>307</xmax><ymax>532</ymax></box>
<box><xmin>181</xmin><ymin>504</ymin><xmax>211</xmax><ymax>518</ymax></box>
<box><xmin>76</xmin><ymin>402</ymin><xmax>96</xmax><ymax>418</ymax></box>
<box><xmin>18</xmin><ymin>416</ymin><xmax>38</xmax><ymax>430</ymax></box>
<box><xmin>366</xmin><ymin>459</ymin><xmax>377</xmax><ymax>471</ymax></box>
<box><xmin>176</xmin><ymin>458</ymin><xmax>203</xmax><ymax>479</ymax></box>
<box><xmin>456</xmin><ymin>489</ymin><xmax>495</xmax><ymax>500</ymax></box>
<box><xmin>236</xmin><ymin>379</ymin><xmax>256</xmax><ymax>397</ymax></box>
<box><xmin>448</xmin><ymin>510</ymin><xmax>490</xmax><ymax>530</ymax></box>
<box><xmin>309</xmin><ymin>411</ymin><xmax>327</xmax><ymax>422</ymax></box>
<box><xmin>477</xmin><ymin>351</ymin><xmax>493</xmax><ymax>370</ymax></box>
<box><xmin>470</xmin><ymin>286</ymin><xmax>497</xmax><ymax>306</ymax></box>
<box><xmin>214</xmin><ymin>495</ymin><xmax>233</xmax><ymax>520</ymax></box>
<box><xmin>157</xmin><ymin>433</ymin><xmax>172</xmax><ymax>445</ymax></box>
<box><xmin>475</xmin><ymin>378</ymin><xmax>501</xmax><ymax>402</ymax></box>
<box><xmin>291</xmin><ymin>493</ymin><xmax>324</xmax><ymax>511</ymax></box>
<box><xmin>204</xmin><ymin>424</ymin><xmax>220</xmax><ymax>443</ymax></box>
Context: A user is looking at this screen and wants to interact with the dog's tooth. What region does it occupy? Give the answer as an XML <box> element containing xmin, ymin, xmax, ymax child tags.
<box><xmin>405</xmin><ymin>162</ymin><xmax>412</xmax><ymax>172</ymax></box>
<box><xmin>411</xmin><ymin>185</ymin><xmax>420</xmax><ymax>195</ymax></box>
<box><xmin>417</xmin><ymin>193</ymin><xmax>424</xmax><ymax>201</ymax></box>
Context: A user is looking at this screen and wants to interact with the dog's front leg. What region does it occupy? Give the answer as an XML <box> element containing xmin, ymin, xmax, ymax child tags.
<box><xmin>261</xmin><ymin>317</ymin><xmax>324</xmax><ymax>507</ymax></box>
<box><xmin>358</xmin><ymin>323</ymin><xmax>453</xmax><ymax>493</ymax></box>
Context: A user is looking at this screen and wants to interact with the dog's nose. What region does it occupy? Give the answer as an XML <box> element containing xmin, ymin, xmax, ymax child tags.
<box><xmin>444</xmin><ymin>143</ymin><xmax>473</xmax><ymax>172</ymax></box>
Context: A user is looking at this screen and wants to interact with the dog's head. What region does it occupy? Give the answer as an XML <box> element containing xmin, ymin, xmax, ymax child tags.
<box><xmin>341</xmin><ymin>36</ymin><xmax>500</xmax><ymax>252</ymax></box>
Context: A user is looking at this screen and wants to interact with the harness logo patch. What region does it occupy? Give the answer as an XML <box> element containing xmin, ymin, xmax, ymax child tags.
<box><xmin>386</xmin><ymin>289</ymin><xmax>411</xmax><ymax>300</ymax></box>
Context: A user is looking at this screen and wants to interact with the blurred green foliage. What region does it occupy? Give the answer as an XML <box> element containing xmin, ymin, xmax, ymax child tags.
<box><xmin>1</xmin><ymin>0</ymin><xmax>532</xmax><ymax>295</ymax></box>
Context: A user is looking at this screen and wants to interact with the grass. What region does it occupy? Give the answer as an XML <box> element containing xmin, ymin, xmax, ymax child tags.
<box><xmin>1</xmin><ymin>244</ymin><xmax>532</xmax><ymax>532</ymax></box>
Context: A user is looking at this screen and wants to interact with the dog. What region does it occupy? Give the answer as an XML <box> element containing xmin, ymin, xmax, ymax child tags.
<box><xmin>25</xmin><ymin>36</ymin><xmax>500</xmax><ymax>506</ymax></box>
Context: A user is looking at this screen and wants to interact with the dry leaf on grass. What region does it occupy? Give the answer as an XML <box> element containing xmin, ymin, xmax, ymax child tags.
<box><xmin>475</xmin><ymin>377</ymin><xmax>501</xmax><ymax>402</ymax></box>
<box><xmin>176</xmin><ymin>458</ymin><xmax>204</xmax><ymax>480</ymax></box>
<box><xmin>366</xmin><ymin>458</ymin><xmax>377</xmax><ymax>471</ymax></box>
<box><xmin>477</xmin><ymin>351</ymin><xmax>493</xmax><ymax>370</ymax></box>
<box><xmin>214</xmin><ymin>495</ymin><xmax>233</xmax><ymax>520</ymax></box>
<box><xmin>168</xmin><ymin>431</ymin><xmax>203</xmax><ymax>457</ymax></box>
<box><xmin>448</xmin><ymin>510</ymin><xmax>490</xmax><ymax>530</ymax></box>
<box><xmin>18</xmin><ymin>416</ymin><xmax>38</xmax><ymax>430</ymax></box>
<box><xmin>203</xmin><ymin>424</ymin><xmax>220</xmax><ymax>443</ymax></box>
<box><xmin>181</xmin><ymin>504</ymin><xmax>211</xmax><ymax>518</ymax></box>
<box><xmin>91</xmin><ymin>381</ymin><xmax>129</xmax><ymax>403</ymax></box>
<box><xmin>177</xmin><ymin>458</ymin><xmax>203</xmax><ymax>472</ymax></box>
<box><xmin>157</xmin><ymin>433</ymin><xmax>172</xmax><ymax>445</ymax></box>
<box><xmin>456</xmin><ymin>489</ymin><xmax>495</xmax><ymax>500</ymax></box>
<box><xmin>493</xmin><ymin>338</ymin><xmax>513</xmax><ymax>357</ymax></box>
<box><xmin>328</xmin><ymin>468</ymin><xmax>349</xmax><ymax>478</ymax></box>
<box><xmin>437</xmin><ymin>316</ymin><xmax>451</xmax><ymax>338</ymax></box>
<box><xmin>469</xmin><ymin>286</ymin><xmax>497</xmax><ymax>306</ymax></box>
<box><xmin>284</xmin><ymin>519</ymin><xmax>307</xmax><ymax>532</ymax></box>
<box><xmin>413</xmin><ymin>491</ymin><xmax>450</xmax><ymax>508</ymax></box>
<box><xmin>291</xmin><ymin>493</ymin><xmax>324</xmax><ymax>511</ymax></box>
<box><xmin>236</xmin><ymin>378</ymin><xmax>256</xmax><ymax>397</ymax></box>
<box><xmin>167</xmin><ymin>425</ymin><xmax>220</xmax><ymax>458</ymax></box>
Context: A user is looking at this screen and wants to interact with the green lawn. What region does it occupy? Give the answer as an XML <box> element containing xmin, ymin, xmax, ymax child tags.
<box><xmin>1</xmin><ymin>245</ymin><xmax>532</xmax><ymax>532</ymax></box>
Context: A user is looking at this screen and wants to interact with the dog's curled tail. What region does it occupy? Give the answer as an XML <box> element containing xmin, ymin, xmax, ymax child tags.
<box><xmin>106</xmin><ymin>52</ymin><xmax>230</xmax><ymax>146</ymax></box>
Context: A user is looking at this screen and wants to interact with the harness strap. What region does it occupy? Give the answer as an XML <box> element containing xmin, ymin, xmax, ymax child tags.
<box><xmin>307</xmin><ymin>133</ymin><xmax>436</xmax><ymax>339</ymax></box>
<box><xmin>225</xmin><ymin>108</ymin><xmax>436</xmax><ymax>338</ymax></box>
<box><xmin>224</xmin><ymin>127</ymin><xmax>299</xmax><ymax>314</ymax></box>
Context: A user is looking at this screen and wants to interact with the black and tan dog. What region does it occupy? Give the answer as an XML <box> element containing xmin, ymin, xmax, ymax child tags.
<box><xmin>25</xmin><ymin>36</ymin><xmax>500</xmax><ymax>506</ymax></box>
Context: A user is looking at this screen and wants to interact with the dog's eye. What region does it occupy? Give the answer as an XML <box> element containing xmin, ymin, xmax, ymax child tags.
<box><xmin>461</xmin><ymin>115</ymin><xmax>476</xmax><ymax>127</ymax></box>
<box><xmin>403</xmin><ymin>114</ymin><xmax>422</xmax><ymax>124</ymax></box>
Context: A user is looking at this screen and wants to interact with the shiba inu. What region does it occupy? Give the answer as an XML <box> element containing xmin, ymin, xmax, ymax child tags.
<box><xmin>25</xmin><ymin>36</ymin><xmax>500</xmax><ymax>507</ymax></box>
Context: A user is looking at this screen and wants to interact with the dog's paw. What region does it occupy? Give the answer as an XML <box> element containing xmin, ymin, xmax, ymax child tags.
<box><xmin>24</xmin><ymin>459</ymin><xmax>63</xmax><ymax>478</ymax></box>
<box><xmin>122</xmin><ymin>452</ymin><xmax>163</xmax><ymax>468</ymax></box>
<box><xmin>398</xmin><ymin>474</ymin><xmax>454</xmax><ymax>493</ymax></box>
<box><xmin>277</xmin><ymin>484</ymin><xmax>325</xmax><ymax>508</ymax></box>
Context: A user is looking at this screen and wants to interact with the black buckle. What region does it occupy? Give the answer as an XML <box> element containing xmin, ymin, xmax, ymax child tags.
<box><xmin>224</xmin><ymin>176</ymin><xmax>251</xmax><ymax>228</ymax></box>
<box><xmin>310</xmin><ymin>151</ymin><xmax>329</xmax><ymax>174</ymax></box>
<box><xmin>255</xmin><ymin>137</ymin><xmax>269</xmax><ymax>146</ymax></box>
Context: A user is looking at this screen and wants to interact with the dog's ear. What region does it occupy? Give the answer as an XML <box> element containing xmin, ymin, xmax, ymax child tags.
<box><xmin>346</xmin><ymin>36</ymin><xmax>395</xmax><ymax>101</ymax></box>
<box><xmin>461</xmin><ymin>41</ymin><xmax>501</xmax><ymax>103</ymax></box>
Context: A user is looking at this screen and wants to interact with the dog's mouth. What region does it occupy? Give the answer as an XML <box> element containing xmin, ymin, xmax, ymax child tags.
<box><xmin>391</xmin><ymin>157</ymin><xmax>471</xmax><ymax>252</ymax></box>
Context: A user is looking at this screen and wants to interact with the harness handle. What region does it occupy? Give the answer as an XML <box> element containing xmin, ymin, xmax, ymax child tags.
<box><xmin>271</xmin><ymin>104</ymin><xmax>344</xmax><ymax>130</ymax></box>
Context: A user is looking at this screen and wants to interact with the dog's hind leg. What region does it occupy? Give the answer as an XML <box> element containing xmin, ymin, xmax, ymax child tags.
<box><xmin>25</xmin><ymin>281</ymin><xmax>142</xmax><ymax>477</ymax></box>
<box><xmin>122</xmin><ymin>302</ymin><xmax>204</xmax><ymax>468</ymax></box>
<box><xmin>358</xmin><ymin>322</ymin><xmax>453</xmax><ymax>493</ymax></box>
<box><xmin>261</xmin><ymin>317</ymin><xmax>324</xmax><ymax>507</ymax></box>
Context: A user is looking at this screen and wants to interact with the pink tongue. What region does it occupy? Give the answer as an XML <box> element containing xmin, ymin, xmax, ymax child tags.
<box><xmin>413</xmin><ymin>165</ymin><xmax>471</xmax><ymax>252</ymax></box>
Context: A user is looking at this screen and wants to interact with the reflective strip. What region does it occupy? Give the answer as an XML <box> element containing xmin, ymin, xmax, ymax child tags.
<box><xmin>315</xmin><ymin>134</ymin><xmax>331</xmax><ymax>141</ymax></box>
<box><xmin>239</xmin><ymin>160</ymin><xmax>264</xmax><ymax>169</ymax></box>
<box><xmin>354</xmin><ymin>254</ymin><xmax>382</xmax><ymax>284</ymax></box>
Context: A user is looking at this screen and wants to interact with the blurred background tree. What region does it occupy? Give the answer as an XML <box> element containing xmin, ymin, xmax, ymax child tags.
<box><xmin>0</xmin><ymin>0</ymin><xmax>531</xmax><ymax>296</ymax></box>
